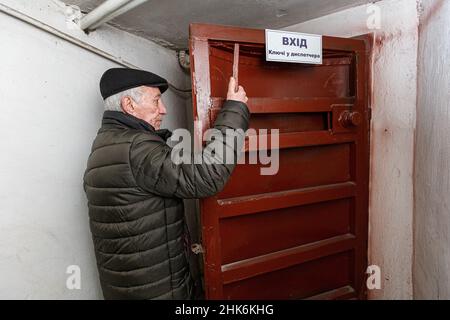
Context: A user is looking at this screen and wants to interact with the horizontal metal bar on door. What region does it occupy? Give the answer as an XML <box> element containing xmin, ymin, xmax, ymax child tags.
<box><xmin>305</xmin><ymin>285</ymin><xmax>356</xmax><ymax>300</ymax></box>
<box><xmin>221</xmin><ymin>233</ymin><xmax>356</xmax><ymax>285</ymax></box>
<box><xmin>211</xmin><ymin>97</ymin><xmax>355</xmax><ymax>114</ymax></box>
<box><xmin>217</xmin><ymin>181</ymin><xmax>356</xmax><ymax>218</ymax></box>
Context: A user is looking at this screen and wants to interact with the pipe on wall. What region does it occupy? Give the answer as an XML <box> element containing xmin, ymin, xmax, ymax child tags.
<box><xmin>0</xmin><ymin>2</ymin><xmax>135</xmax><ymax>67</ymax></box>
<box><xmin>0</xmin><ymin>2</ymin><xmax>190</xmax><ymax>95</ymax></box>
<box><xmin>79</xmin><ymin>0</ymin><xmax>149</xmax><ymax>31</ymax></box>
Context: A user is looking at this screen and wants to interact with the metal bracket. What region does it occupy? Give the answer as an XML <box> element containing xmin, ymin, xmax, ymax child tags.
<box><xmin>191</xmin><ymin>243</ymin><xmax>205</xmax><ymax>255</ymax></box>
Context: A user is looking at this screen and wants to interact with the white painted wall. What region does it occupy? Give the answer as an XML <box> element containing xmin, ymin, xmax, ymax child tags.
<box><xmin>0</xmin><ymin>0</ymin><xmax>189</xmax><ymax>299</ymax></box>
<box><xmin>285</xmin><ymin>0</ymin><xmax>419</xmax><ymax>299</ymax></box>
<box><xmin>414</xmin><ymin>0</ymin><xmax>450</xmax><ymax>300</ymax></box>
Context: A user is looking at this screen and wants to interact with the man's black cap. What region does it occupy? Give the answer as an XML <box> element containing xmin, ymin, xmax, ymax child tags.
<box><xmin>99</xmin><ymin>68</ymin><xmax>169</xmax><ymax>99</ymax></box>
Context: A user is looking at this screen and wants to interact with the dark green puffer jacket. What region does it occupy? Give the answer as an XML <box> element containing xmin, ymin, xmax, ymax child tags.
<box><xmin>83</xmin><ymin>100</ymin><xmax>250</xmax><ymax>299</ymax></box>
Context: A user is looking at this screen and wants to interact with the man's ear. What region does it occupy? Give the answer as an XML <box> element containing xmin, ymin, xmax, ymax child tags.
<box><xmin>120</xmin><ymin>96</ymin><xmax>134</xmax><ymax>115</ymax></box>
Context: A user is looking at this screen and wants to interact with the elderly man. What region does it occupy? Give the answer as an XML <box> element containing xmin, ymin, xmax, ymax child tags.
<box><xmin>83</xmin><ymin>68</ymin><xmax>249</xmax><ymax>299</ymax></box>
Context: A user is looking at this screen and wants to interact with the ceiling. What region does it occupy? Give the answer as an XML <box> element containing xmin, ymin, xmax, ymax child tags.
<box><xmin>63</xmin><ymin>0</ymin><xmax>377</xmax><ymax>50</ymax></box>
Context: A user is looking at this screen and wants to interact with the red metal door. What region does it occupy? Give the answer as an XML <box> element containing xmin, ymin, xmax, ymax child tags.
<box><xmin>189</xmin><ymin>23</ymin><xmax>370</xmax><ymax>300</ymax></box>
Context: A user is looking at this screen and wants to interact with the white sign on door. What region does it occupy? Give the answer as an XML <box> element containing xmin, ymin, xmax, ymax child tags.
<box><xmin>265</xmin><ymin>29</ymin><xmax>322</xmax><ymax>64</ymax></box>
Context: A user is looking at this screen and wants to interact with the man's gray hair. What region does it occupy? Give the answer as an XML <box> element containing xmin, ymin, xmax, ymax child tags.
<box><xmin>104</xmin><ymin>86</ymin><xmax>144</xmax><ymax>112</ymax></box>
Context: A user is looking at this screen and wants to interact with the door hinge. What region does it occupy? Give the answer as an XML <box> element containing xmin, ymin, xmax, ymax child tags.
<box><xmin>191</xmin><ymin>243</ymin><xmax>204</xmax><ymax>254</ymax></box>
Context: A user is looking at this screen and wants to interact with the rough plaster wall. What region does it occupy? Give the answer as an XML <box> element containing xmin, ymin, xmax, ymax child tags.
<box><xmin>285</xmin><ymin>0</ymin><xmax>418</xmax><ymax>299</ymax></box>
<box><xmin>414</xmin><ymin>0</ymin><xmax>450</xmax><ymax>300</ymax></box>
<box><xmin>0</xmin><ymin>0</ymin><xmax>189</xmax><ymax>299</ymax></box>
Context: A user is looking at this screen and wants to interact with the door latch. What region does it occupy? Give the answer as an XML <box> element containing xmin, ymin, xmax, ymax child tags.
<box><xmin>331</xmin><ymin>104</ymin><xmax>362</xmax><ymax>134</ymax></box>
<box><xmin>339</xmin><ymin>110</ymin><xmax>362</xmax><ymax>128</ymax></box>
<box><xmin>191</xmin><ymin>243</ymin><xmax>205</xmax><ymax>255</ymax></box>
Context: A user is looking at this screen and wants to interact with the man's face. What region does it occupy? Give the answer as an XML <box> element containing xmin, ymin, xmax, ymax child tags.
<box><xmin>122</xmin><ymin>86</ymin><xmax>167</xmax><ymax>130</ymax></box>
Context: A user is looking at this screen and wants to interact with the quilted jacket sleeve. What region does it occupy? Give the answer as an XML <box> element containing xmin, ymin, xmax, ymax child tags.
<box><xmin>129</xmin><ymin>100</ymin><xmax>250</xmax><ymax>199</ymax></box>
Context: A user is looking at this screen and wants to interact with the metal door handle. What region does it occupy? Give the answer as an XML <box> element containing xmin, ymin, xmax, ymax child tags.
<box><xmin>339</xmin><ymin>111</ymin><xmax>362</xmax><ymax>127</ymax></box>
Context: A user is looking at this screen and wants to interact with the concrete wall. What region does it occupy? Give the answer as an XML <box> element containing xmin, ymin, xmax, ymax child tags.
<box><xmin>414</xmin><ymin>0</ymin><xmax>450</xmax><ymax>300</ymax></box>
<box><xmin>285</xmin><ymin>0</ymin><xmax>419</xmax><ymax>299</ymax></box>
<box><xmin>0</xmin><ymin>0</ymin><xmax>189</xmax><ymax>299</ymax></box>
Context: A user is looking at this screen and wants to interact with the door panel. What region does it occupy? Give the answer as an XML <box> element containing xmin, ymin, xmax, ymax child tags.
<box><xmin>209</xmin><ymin>43</ymin><xmax>352</xmax><ymax>98</ymax></box>
<box><xmin>220</xmin><ymin>198</ymin><xmax>352</xmax><ymax>265</ymax></box>
<box><xmin>223</xmin><ymin>251</ymin><xmax>353</xmax><ymax>300</ymax></box>
<box><xmin>219</xmin><ymin>144</ymin><xmax>351</xmax><ymax>198</ymax></box>
<box><xmin>189</xmin><ymin>23</ymin><xmax>370</xmax><ymax>300</ymax></box>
